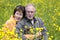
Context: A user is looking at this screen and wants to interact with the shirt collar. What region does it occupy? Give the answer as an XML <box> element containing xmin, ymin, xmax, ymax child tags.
<box><xmin>25</xmin><ymin>17</ymin><xmax>37</xmax><ymax>24</ymax></box>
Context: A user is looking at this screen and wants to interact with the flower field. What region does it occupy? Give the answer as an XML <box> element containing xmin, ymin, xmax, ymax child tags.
<box><xmin>0</xmin><ymin>0</ymin><xmax>60</xmax><ymax>40</ymax></box>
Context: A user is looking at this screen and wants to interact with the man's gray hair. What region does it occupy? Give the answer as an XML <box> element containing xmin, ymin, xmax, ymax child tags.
<box><xmin>25</xmin><ymin>4</ymin><xmax>35</xmax><ymax>10</ymax></box>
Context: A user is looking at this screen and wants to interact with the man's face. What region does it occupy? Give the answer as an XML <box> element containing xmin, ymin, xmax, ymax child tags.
<box><xmin>25</xmin><ymin>6</ymin><xmax>35</xmax><ymax>20</ymax></box>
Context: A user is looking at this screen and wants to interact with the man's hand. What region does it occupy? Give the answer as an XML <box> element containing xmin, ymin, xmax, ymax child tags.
<box><xmin>24</xmin><ymin>31</ymin><xmax>42</xmax><ymax>40</ymax></box>
<box><xmin>24</xmin><ymin>34</ymin><xmax>34</xmax><ymax>40</ymax></box>
<box><xmin>35</xmin><ymin>31</ymin><xmax>42</xmax><ymax>38</ymax></box>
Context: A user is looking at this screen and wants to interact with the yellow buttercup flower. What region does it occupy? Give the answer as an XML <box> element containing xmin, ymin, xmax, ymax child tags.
<box><xmin>36</xmin><ymin>27</ymin><xmax>43</xmax><ymax>31</ymax></box>
<box><xmin>36</xmin><ymin>28</ymin><xmax>39</xmax><ymax>31</ymax></box>
<box><xmin>29</xmin><ymin>26</ymin><xmax>32</xmax><ymax>29</ymax></box>
<box><xmin>25</xmin><ymin>26</ymin><xmax>28</xmax><ymax>28</ymax></box>
<box><xmin>48</xmin><ymin>37</ymin><xmax>52</xmax><ymax>40</ymax></box>
<box><xmin>46</xmin><ymin>32</ymin><xmax>49</xmax><ymax>35</ymax></box>
<box><xmin>57</xmin><ymin>13</ymin><xmax>60</xmax><ymax>16</ymax></box>
<box><xmin>20</xmin><ymin>29</ymin><xmax>23</xmax><ymax>32</ymax></box>
<box><xmin>39</xmin><ymin>27</ymin><xmax>43</xmax><ymax>31</ymax></box>
<box><xmin>51</xmin><ymin>36</ymin><xmax>53</xmax><ymax>38</ymax></box>
<box><xmin>30</xmin><ymin>28</ymin><xmax>34</xmax><ymax>33</ymax></box>
<box><xmin>58</xmin><ymin>27</ymin><xmax>60</xmax><ymax>31</ymax></box>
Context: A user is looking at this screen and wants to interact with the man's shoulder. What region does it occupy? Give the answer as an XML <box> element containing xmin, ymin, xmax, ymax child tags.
<box><xmin>35</xmin><ymin>17</ymin><xmax>44</xmax><ymax>25</ymax></box>
<box><xmin>35</xmin><ymin>17</ymin><xmax>43</xmax><ymax>22</ymax></box>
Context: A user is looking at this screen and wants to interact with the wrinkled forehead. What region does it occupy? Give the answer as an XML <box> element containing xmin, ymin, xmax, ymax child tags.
<box><xmin>25</xmin><ymin>5</ymin><xmax>36</xmax><ymax>11</ymax></box>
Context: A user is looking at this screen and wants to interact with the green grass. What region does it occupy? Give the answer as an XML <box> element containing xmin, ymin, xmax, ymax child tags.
<box><xmin>0</xmin><ymin>0</ymin><xmax>60</xmax><ymax>40</ymax></box>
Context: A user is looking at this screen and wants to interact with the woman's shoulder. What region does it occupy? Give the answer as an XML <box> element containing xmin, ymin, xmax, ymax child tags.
<box><xmin>5</xmin><ymin>15</ymin><xmax>16</xmax><ymax>24</ymax></box>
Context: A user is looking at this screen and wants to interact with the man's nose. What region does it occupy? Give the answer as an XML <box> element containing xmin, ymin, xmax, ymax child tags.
<box><xmin>29</xmin><ymin>12</ymin><xmax>32</xmax><ymax>14</ymax></box>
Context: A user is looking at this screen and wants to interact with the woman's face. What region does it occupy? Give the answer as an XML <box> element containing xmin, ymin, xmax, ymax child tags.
<box><xmin>14</xmin><ymin>11</ymin><xmax>23</xmax><ymax>21</ymax></box>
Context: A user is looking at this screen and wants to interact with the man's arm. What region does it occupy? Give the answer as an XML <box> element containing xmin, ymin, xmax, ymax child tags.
<box><xmin>41</xmin><ymin>25</ymin><xmax>48</xmax><ymax>40</ymax></box>
<box><xmin>39</xmin><ymin>18</ymin><xmax>48</xmax><ymax>40</ymax></box>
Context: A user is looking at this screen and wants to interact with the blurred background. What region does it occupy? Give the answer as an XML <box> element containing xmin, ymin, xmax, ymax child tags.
<box><xmin>0</xmin><ymin>0</ymin><xmax>60</xmax><ymax>40</ymax></box>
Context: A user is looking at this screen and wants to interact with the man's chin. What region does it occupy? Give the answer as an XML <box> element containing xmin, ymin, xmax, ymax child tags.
<box><xmin>27</xmin><ymin>17</ymin><xmax>33</xmax><ymax>20</ymax></box>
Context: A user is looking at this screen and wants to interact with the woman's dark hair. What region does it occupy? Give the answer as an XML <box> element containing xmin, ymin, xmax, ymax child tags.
<box><xmin>13</xmin><ymin>5</ymin><xmax>25</xmax><ymax>18</ymax></box>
